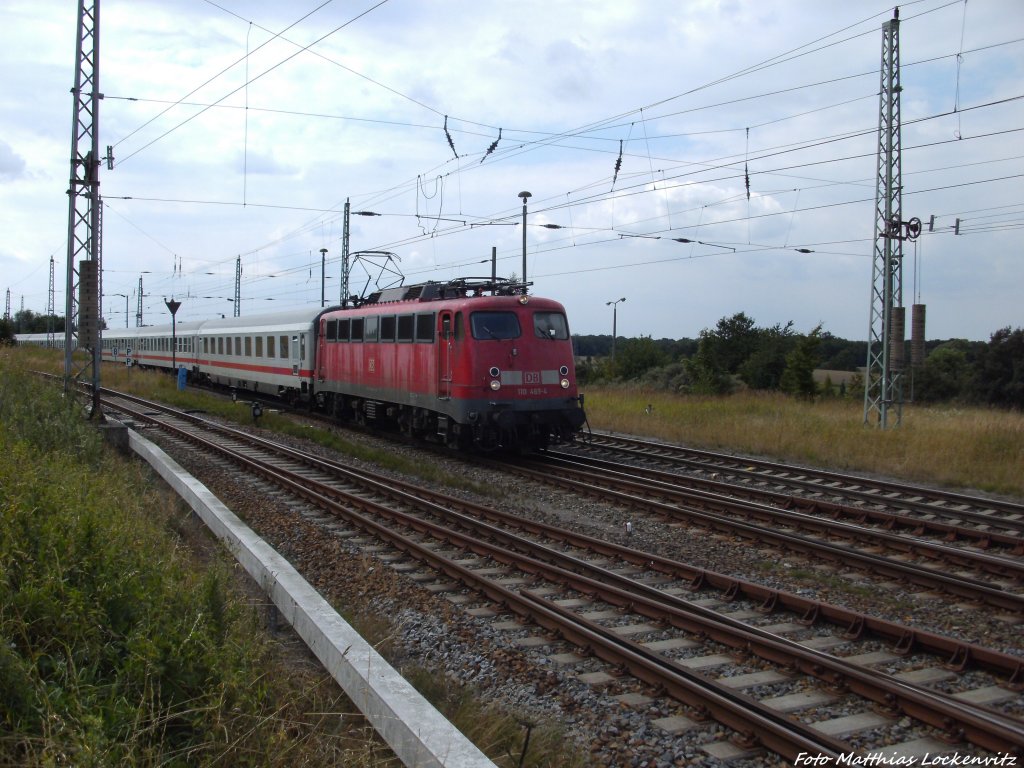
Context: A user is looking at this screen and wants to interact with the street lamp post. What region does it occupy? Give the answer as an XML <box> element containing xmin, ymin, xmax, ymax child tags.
<box><xmin>607</xmin><ymin>297</ymin><xmax>626</xmax><ymax>359</ymax></box>
<box><xmin>518</xmin><ymin>191</ymin><xmax>531</xmax><ymax>291</ymax></box>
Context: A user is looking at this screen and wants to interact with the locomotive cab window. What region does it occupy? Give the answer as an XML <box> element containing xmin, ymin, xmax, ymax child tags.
<box><xmin>380</xmin><ymin>315</ymin><xmax>396</xmax><ymax>342</ymax></box>
<box><xmin>326</xmin><ymin>319</ymin><xmax>338</xmax><ymax>342</ymax></box>
<box><xmin>337</xmin><ymin>318</ymin><xmax>350</xmax><ymax>342</ymax></box>
<box><xmin>364</xmin><ymin>316</ymin><xmax>378</xmax><ymax>342</ymax></box>
<box><xmin>471</xmin><ymin>311</ymin><xmax>520</xmax><ymax>340</ymax></box>
<box><xmin>533</xmin><ymin>311</ymin><xmax>569</xmax><ymax>340</ymax></box>
<box><xmin>350</xmin><ymin>318</ymin><xmax>364</xmax><ymax>342</ymax></box>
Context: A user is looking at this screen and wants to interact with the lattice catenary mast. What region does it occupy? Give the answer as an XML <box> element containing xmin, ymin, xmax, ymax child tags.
<box><xmin>341</xmin><ymin>199</ymin><xmax>351</xmax><ymax>307</ymax></box>
<box><xmin>64</xmin><ymin>0</ymin><xmax>104</xmax><ymax>417</ymax></box>
<box><xmin>234</xmin><ymin>255</ymin><xmax>241</xmax><ymax>316</ymax></box>
<box><xmin>863</xmin><ymin>9</ymin><xmax>921</xmax><ymax>429</ymax></box>
<box><xmin>136</xmin><ymin>276</ymin><xmax>143</xmax><ymax>326</ymax></box>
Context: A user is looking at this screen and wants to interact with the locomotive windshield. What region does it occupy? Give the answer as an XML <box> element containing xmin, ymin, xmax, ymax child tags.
<box><xmin>533</xmin><ymin>311</ymin><xmax>569</xmax><ymax>340</ymax></box>
<box><xmin>471</xmin><ymin>311</ymin><xmax>521</xmax><ymax>340</ymax></box>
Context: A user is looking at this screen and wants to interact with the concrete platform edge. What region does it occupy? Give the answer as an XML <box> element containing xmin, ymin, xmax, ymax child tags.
<box><xmin>128</xmin><ymin>428</ymin><xmax>496</xmax><ymax>768</ymax></box>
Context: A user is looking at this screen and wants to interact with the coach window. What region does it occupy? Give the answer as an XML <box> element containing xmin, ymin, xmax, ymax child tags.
<box><xmin>267</xmin><ymin>335</ymin><xmax>275</xmax><ymax>358</ymax></box>
<box><xmin>278</xmin><ymin>335</ymin><xmax>288</xmax><ymax>358</ymax></box>
<box><xmin>218</xmin><ymin>337</ymin><xmax>224</xmax><ymax>355</ymax></box>
<box><xmin>364</xmin><ymin>316</ymin><xmax>378</xmax><ymax>342</ymax></box>
<box><xmin>350</xmin><ymin>318</ymin><xmax>364</xmax><ymax>342</ymax></box>
<box><xmin>380</xmin><ymin>315</ymin><xmax>396</xmax><ymax>342</ymax></box>
<box><xmin>397</xmin><ymin>314</ymin><xmax>414</xmax><ymax>342</ymax></box>
<box><xmin>245</xmin><ymin>336</ymin><xmax>252</xmax><ymax>356</ymax></box>
<box><xmin>415</xmin><ymin>312</ymin><xmax>435</xmax><ymax>343</ymax></box>
<box><xmin>235</xmin><ymin>336</ymin><xmax>242</xmax><ymax>355</ymax></box>
<box><xmin>299</xmin><ymin>334</ymin><xmax>306</xmax><ymax>361</ymax></box>
<box><xmin>255</xmin><ymin>336</ymin><xmax>263</xmax><ymax>357</ymax></box>
<box><xmin>470</xmin><ymin>311</ymin><xmax>520</xmax><ymax>340</ymax></box>
<box><xmin>326</xmin><ymin>319</ymin><xmax>338</xmax><ymax>342</ymax></box>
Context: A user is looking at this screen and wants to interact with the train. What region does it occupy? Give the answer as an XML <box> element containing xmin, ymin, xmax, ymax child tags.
<box><xmin>17</xmin><ymin>278</ymin><xmax>587</xmax><ymax>450</ymax></box>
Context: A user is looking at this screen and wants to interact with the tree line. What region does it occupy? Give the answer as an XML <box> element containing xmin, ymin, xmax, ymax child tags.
<box><xmin>574</xmin><ymin>311</ymin><xmax>1024</xmax><ymax>409</ymax></box>
<box><xmin>0</xmin><ymin>309</ymin><xmax>70</xmax><ymax>337</ymax></box>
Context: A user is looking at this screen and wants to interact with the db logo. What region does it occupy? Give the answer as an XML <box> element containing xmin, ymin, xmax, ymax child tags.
<box><xmin>524</xmin><ymin>371</ymin><xmax>540</xmax><ymax>384</ymax></box>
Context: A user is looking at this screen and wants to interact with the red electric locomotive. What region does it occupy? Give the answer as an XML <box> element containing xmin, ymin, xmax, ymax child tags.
<box><xmin>315</xmin><ymin>278</ymin><xmax>586</xmax><ymax>449</ymax></box>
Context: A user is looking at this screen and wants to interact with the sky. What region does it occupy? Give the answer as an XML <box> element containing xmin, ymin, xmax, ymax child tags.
<box><xmin>1</xmin><ymin>0</ymin><xmax>1021</xmax><ymax>342</ymax></box>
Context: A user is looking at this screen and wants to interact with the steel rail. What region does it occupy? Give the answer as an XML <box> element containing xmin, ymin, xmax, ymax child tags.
<box><xmin>487</xmin><ymin>456</ymin><xmax>1024</xmax><ymax>613</ymax></box>
<box><xmin>101</xmin><ymin>390</ymin><xmax>1024</xmax><ymax>682</ymax></box>
<box><xmin>105</xmin><ymin>394</ymin><xmax>1024</xmax><ymax>756</ymax></box>
<box><xmin>582</xmin><ymin>432</ymin><xmax>1024</xmax><ymax>529</ymax></box>
<box><xmin>552</xmin><ymin>449</ymin><xmax>1024</xmax><ymax>554</ymax></box>
<box><xmin>531</xmin><ymin>454</ymin><xmax>1024</xmax><ymax>583</ymax></box>
<box><xmin>113</xmin><ymin>403</ymin><xmax>849</xmax><ymax>759</ymax></box>
<box><xmin>175</xmin><ymin>423</ymin><xmax>1024</xmax><ymax>755</ymax></box>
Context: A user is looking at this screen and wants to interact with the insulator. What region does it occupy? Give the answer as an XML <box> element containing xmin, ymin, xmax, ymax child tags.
<box><xmin>479</xmin><ymin>128</ymin><xmax>502</xmax><ymax>164</ymax></box>
<box><xmin>443</xmin><ymin>115</ymin><xmax>458</xmax><ymax>159</ymax></box>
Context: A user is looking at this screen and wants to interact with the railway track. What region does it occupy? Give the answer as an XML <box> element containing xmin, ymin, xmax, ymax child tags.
<box><xmin>576</xmin><ymin>432</ymin><xmax>1024</xmax><ymax>541</ymax></box>
<box><xmin>97</xmin><ymin>389</ymin><xmax>1024</xmax><ymax>763</ymax></box>
<box><xmin>489</xmin><ymin>452</ymin><xmax>1024</xmax><ymax>614</ymax></box>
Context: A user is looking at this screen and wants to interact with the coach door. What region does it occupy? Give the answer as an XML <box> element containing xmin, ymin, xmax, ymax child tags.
<box><xmin>438</xmin><ymin>311</ymin><xmax>453</xmax><ymax>400</ymax></box>
<box><xmin>290</xmin><ymin>334</ymin><xmax>301</xmax><ymax>376</ymax></box>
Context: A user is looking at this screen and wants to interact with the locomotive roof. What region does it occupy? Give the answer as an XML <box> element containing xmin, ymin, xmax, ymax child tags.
<box><xmin>360</xmin><ymin>277</ymin><xmax>530</xmax><ymax>306</ymax></box>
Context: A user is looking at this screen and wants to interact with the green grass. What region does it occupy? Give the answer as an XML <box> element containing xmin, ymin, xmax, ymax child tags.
<box><xmin>0</xmin><ymin>355</ymin><xmax>394</xmax><ymax>766</ymax></box>
<box><xmin>583</xmin><ymin>385</ymin><xmax>1024</xmax><ymax>497</ymax></box>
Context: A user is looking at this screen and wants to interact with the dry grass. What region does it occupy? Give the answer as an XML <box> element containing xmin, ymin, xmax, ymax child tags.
<box><xmin>583</xmin><ymin>386</ymin><xmax>1024</xmax><ymax>498</ymax></box>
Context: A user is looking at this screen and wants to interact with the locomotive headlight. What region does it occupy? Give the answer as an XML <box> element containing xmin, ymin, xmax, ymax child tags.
<box><xmin>489</xmin><ymin>379</ymin><xmax>502</xmax><ymax>391</ymax></box>
<box><xmin>560</xmin><ymin>366</ymin><xmax>569</xmax><ymax>376</ymax></box>
<box><xmin>561</xmin><ymin>378</ymin><xmax>570</xmax><ymax>389</ymax></box>
<box><xmin>489</xmin><ymin>366</ymin><xmax>500</xmax><ymax>377</ymax></box>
